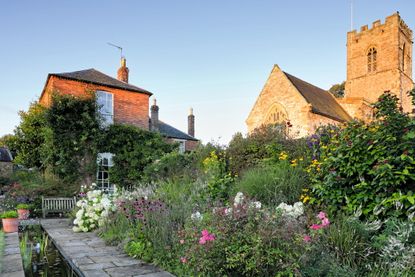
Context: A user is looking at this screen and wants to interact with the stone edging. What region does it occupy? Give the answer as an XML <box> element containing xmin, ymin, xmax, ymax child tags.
<box><xmin>1</xmin><ymin>232</ymin><xmax>25</xmax><ymax>277</ymax></box>
<box><xmin>41</xmin><ymin>218</ymin><xmax>175</xmax><ymax>277</ymax></box>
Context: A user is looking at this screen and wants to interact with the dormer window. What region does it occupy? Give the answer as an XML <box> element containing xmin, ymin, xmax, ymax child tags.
<box><xmin>367</xmin><ymin>47</ymin><xmax>377</xmax><ymax>73</ymax></box>
<box><xmin>96</xmin><ymin>91</ymin><xmax>114</xmax><ymax>126</ymax></box>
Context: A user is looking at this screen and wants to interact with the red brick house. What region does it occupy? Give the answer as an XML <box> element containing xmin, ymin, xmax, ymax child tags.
<box><xmin>39</xmin><ymin>58</ymin><xmax>198</xmax><ymax>150</ymax></box>
<box><xmin>38</xmin><ymin>58</ymin><xmax>199</xmax><ymax>190</ymax></box>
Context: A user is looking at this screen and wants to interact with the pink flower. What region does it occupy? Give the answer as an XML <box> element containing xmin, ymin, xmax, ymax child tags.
<box><xmin>199</xmin><ymin>229</ymin><xmax>215</xmax><ymax>244</ymax></box>
<box><xmin>310</xmin><ymin>224</ymin><xmax>323</xmax><ymax>230</ymax></box>
<box><xmin>199</xmin><ymin>237</ymin><xmax>206</xmax><ymax>245</ymax></box>
<box><xmin>317</xmin><ymin>211</ymin><xmax>327</xmax><ymax>220</ymax></box>
<box><xmin>179</xmin><ymin>239</ymin><xmax>185</xmax><ymax>244</ymax></box>
<box><xmin>321</xmin><ymin>217</ymin><xmax>330</xmax><ymax>227</ymax></box>
<box><xmin>303</xmin><ymin>235</ymin><xmax>311</xmax><ymax>242</ymax></box>
<box><xmin>180</xmin><ymin>257</ymin><xmax>187</xmax><ymax>263</ymax></box>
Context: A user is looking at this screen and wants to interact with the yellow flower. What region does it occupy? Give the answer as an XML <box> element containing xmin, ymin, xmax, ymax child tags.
<box><xmin>279</xmin><ymin>151</ymin><xmax>288</xmax><ymax>160</ymax></box>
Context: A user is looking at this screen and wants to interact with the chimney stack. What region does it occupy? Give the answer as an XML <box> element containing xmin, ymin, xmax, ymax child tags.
<box><xmin>117</xmin><ymin>57</ymin><xmax>129</xmax><ymax>83</ymax></box>
<box><xmin>188</xmin><ymin>107</ymin><xmax>195</xmax><ymax>137</ymax></box>
<box><xmin>151</xmin><ymin>98</ymin><xmax>159</xmax><ymax>131</ymax></box>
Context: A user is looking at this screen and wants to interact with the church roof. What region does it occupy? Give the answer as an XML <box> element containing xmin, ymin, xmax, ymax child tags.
<box><xmin>284</xmin><ymin>72</ymin><xmax>352</xmax><ymax>122</ymax></box>
<box><xmin>49</xmin><ymin>69</ymin><xmax>152</xmax><ymax>95</ymax></box>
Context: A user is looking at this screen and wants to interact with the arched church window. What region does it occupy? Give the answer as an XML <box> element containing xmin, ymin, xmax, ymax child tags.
<box><xmin>367</xmin><ymin>47</ymin><xmax>377</xmax><ymax>73</ymax></box>
<box><xmin>264</xmin><ymin>103</ymin><xmax>288</xmax><ymax>126</ymax></box>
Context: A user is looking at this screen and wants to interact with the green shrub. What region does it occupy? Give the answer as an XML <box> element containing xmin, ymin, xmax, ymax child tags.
<box><xmin>202</xmin><ymin>151</ymin><xmax>235</xmax><ymax>202</ymax></box>
<box><xmin>227</xmin><ymin>125</ymin><xmax>309</xmax><ymax>175</ymax></box>
<box><xmin>234</xmin><ymin>161</ymin><xmax>308</xmax><ymax>206</ymax></box>
<box><xmin>311</xmin><ymin>92</ymin><xmax>415</xmax><ymax>220</ymax></box>
<box><xmin>143</xmin><ymin>151</ymin><xmax>200</xmax><ymax>183</ymax></box>
<box><xmin>0</xmin><ymin>210</ymin><xmax>18</xmax><ymax>218</ymax></box>
<box><xmin>99</xmin><ymin>124</ymin><xmax>175</xmax><ymax>187</ymax></box>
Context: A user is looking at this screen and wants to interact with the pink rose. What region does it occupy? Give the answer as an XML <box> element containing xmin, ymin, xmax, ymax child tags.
<box><xmin>201</xmin><ymin>229</ymin><xmax>209</xmax><ymax>237</ymax></box>
<box><xmin>303</xmin><ymin>235</ymin><xmax>311</xmax><ymax>242</ymax></box>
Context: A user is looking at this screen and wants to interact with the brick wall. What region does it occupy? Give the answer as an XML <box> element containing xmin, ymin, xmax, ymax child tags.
<box><xmin>40</xmin><ymin>76</ymin><xmax>150</xmax><ymax>130</ymax></box>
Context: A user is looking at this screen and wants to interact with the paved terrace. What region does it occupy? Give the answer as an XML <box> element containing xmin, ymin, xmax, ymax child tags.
<box><xmin>1</xmin><ymin>232</ymin><xmax>25</xmax><ymax>277</ymax></box>
<box><xmin>41</xmin><ymin>219</ymin><xmax>175</xmax><ymax>277</ymax></box>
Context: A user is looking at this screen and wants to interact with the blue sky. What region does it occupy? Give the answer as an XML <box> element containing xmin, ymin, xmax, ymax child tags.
<box><xmin>0</xmin><ymin>0</ymin><xmax>414</xmax><ymax>144</ymax></box>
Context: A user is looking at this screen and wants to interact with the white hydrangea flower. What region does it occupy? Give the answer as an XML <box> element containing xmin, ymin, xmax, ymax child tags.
<box><xmin>72</xmin><ymin>226</ymin><xmax>80</xmax><ymax>232</ymax></box>
<box><xmin>277</xmin><ymin>202</ymin><xmax>304</xmax><ymax>218</ymax></box>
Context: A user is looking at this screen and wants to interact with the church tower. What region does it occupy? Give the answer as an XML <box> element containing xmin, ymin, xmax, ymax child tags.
<box><xmin>344</xmin><ymin>13</ymin><xmax>414</xmax><ymax>113</ymax></box>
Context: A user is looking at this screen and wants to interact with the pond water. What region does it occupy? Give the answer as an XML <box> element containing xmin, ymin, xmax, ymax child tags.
<box><xmin>19</xmin><ymin>224</ymin><xmax>79</xmax><ymax>277</ymax></box>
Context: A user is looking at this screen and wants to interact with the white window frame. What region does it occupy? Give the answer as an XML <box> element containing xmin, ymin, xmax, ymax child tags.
<box><xmin>173</xmin><ymin>139</ymin><xmax>186</xmax><ymax>154</ymax></box>
<box><xmin>96</xmin><ymin>152</ymin><xmax>115</xmax><ymax>193</ymax></box>
<box><xmin>96</xmin><ymin>91</ymin><xmax>114</xmax><ymax>126</ymax></box>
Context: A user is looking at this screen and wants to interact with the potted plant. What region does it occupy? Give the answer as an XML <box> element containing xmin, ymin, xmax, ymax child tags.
<box><xmin>16</xmin><ymin>203</ymin><xmax>31</xmax><ymax>220</ymax></box>
<box><xmin>1</xmin><ymin>210</ymin><xmax>19</xmax><ymax>233</ymax></box>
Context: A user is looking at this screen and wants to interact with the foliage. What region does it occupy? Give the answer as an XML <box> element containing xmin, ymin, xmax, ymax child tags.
<box><xmin>72</xmin><ymin>188</ymin><xmax>116</xmax><ymax>232</ymax></box>
<box><xmin>99</xmin><ymin>124</ymin><xmax>175</xmax><ymax>187</ymax></box>
<box><xmin>227</xmin><ymin>125</ymin><xmax>309</xmax><ymax>175</ymax></box>
<box><xmin>176</xmin><ymin>193</ymin><xmax>306</xmax><ymax>276</ymax></box>
<box><xmin>7</xmin><ymin>102</ymin><xmax>48</xmax><ymax>169</ymax></box>
<box><xmin>97</xmin><ymin>212</ymin><xmax>130</xmax><ymax>246</ymax></box>
<box><xmin>142</xmin><ymin>151</ymin><xmax>198</xmax><ymax>183</ymax></box>
<box><xmin>16</xmin><ymin>203</ymin><xmax>31</xmax><ymax>209</ymax></box>
<box><xmin>0</xmin><ymin>170</ymin><xmax>74</xmax><ymax>216</ymax></box>
<box><xmin>328</xmin><ymin>81</ymin><xmax>345</xmax><ymax>98</ymax></box>
<box><xmin>44</xmin><ymin>93</ymin><xmax>101</xmax><ymax>184</ymax></box>
<box><xmin>203</xmin><ymin>151</ymin><xmax>235</xmax><ymax>202</ymax></box>
<box><xmin>234</xmin><ymin>160</ymin><xmax>308</xmax><ymax>206</ymax></box>
<box><xmin>0</xmin><ymin>210</ymin><xmax>18</xmax><ymax>218</ymax></box>
<box><xmin>310</xmin><ymin>92</ymin><xmax>415</xmax><ymax>220</ymax></box>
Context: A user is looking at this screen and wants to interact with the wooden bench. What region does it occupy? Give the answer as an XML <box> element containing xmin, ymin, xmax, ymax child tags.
<box><xmin>42</xmin><ymin>197</ymin><xmax>77</xmax><ymax>218</ymax></box>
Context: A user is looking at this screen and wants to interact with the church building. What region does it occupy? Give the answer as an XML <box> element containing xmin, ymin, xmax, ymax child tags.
<box><xmin>246</xmin><ymin>13</ymin><xmax>414</xmax><ymax>137</ymax></box>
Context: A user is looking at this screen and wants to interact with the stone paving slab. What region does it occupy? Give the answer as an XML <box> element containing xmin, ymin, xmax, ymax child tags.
<box><xmin>1</xmin><ymin>232</ymin><xmax>25</xmax><ymax>277</ymax></box>
<box><xmin>41</xmin><ymin>218</ymin><xmax>175</xmax><ymax>277</ymax></box>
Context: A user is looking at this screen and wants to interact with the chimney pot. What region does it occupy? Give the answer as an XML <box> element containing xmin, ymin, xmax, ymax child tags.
<box><xmin>188</xmin><ymin>107</ymin><xmax>195</xmax><ymax>137</ymax></box>
<box><xmin>117</xmin><ymin>57</ymin><xmax>129</xmax><ymax>83</ymax></box>
<box><xmin>151</xmin><ymin>98</ymin><xmax>159</xmax><ymax>131</ymax></box>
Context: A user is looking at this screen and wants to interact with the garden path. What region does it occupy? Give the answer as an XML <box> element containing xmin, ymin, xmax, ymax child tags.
<box><xmin>41</xmin><ymin>219</ymin><xmax>175</xmax><ymax>277</ymax></box>
<box><xmin>1</xmin><ymin>232</ymin><xmax>25</xmax><ymax>277</ymax></box>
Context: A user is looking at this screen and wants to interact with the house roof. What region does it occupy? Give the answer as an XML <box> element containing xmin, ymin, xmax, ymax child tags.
<box><xmin>153</xmin><ymin>120</ymin><xmax>198</xmax><ymax>141</ymax></box>
<box><xmin>284</xmin><ymin>72</ymin><xmax>352</xmax><ymax>122</ymax></box>
<box><xmin>0</xmin><ymin>147</ymin><xmax>13</xmax><ymax>162</ymax></box>
<box><xmin>49</xmin><ymin>69</ymin><xmax>152</xmax><ymax>95</ymax></box>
